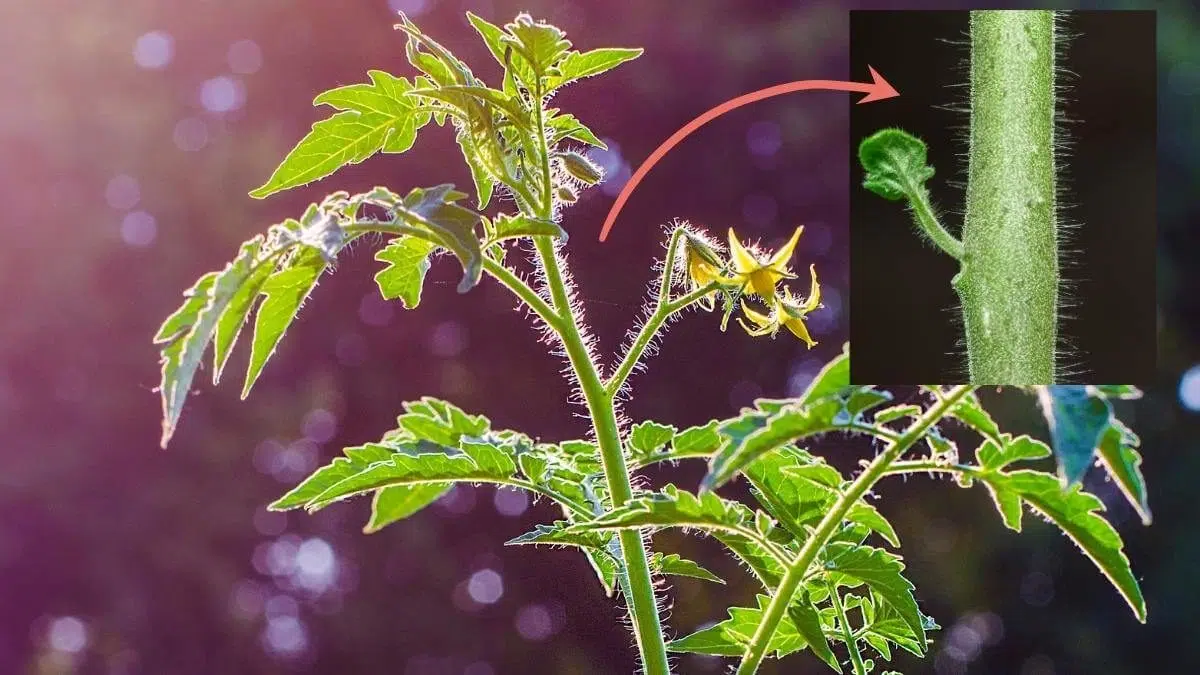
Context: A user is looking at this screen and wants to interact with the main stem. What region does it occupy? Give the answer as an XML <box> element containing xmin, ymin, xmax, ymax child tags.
<box><xmin>735</xmin><ymin>386</ymin><xmax>973</xmax><ymax>674</ymax></box>
<box><xmin>528</xmin><ymin>91</ymin><xmax>670</xmax><ymax>675</ymax></box>
<box><xmin>828</xmin><ymin>578</ymin><xmax>867</xmax><ymax>675</ymax></box>
<box><xmin>956</xmin><ymin>10</ymin><xmax>1058</xmax><ymax>384</ymax></box>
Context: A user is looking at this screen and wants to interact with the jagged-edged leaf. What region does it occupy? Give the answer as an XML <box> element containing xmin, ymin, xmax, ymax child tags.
<box><xmin>946</xmin><ymin>390</ymin><xmax>1001</xmax><ymax>444</ymax></box>
<box><xmin>502</xmin><ymin>14</ymin><xmax>571</xmax><ymax>79</ymax></box>
<box><xmin>858</xmin><ymin>128</ymin><xmax>935</xmax><ymax>202</ymax></box>
<box><xmin>156</xmin><ymin>238</ymin><xmax>263</xmax><ymax>446</ymax></box>
<box><xmin>304</xmin><ymin>439</ymin><xmax>518</xmax><ymax>510</ymax></box>
<box><xmin>466</xmin><ymin>12</ymin><xmax>507</xmax><ymax>67</ymax></box>
<box><xmin>824</xmin><ymin>543</ymin><xmax>926</xmax><ymax>652</ymax></box>
<box><xmin>713</xmin><ymin>531</ymin><xmax>787</xmax><ymax>590</ymax></box>
<box><xmin>396</xmin><ymin>15</ymin><xmax>476</xmax><ymax>87</ymax></box>
<box><xmin>975</xmin><ymin>434</ymin><xmax>1052</xmax><ymax>472</ymax></box>
<box><xmin>374</xmin><ymin>237</ymin><xmax>437</xmax><ymax>309</ymax></box>
<box><xmin>391</xmin><ymin>184</ymin><xmax>485</xmax><ymax>293</ymax></box>
<box><xmin>744</xmin><ymin>448</ymin><xmax>840</xmax><ymax>538</ymax></box>
<box><xmin>987</xmin><ymin>470</ymin><xmax>1146</xmax><ymax>621</ymax></box>
<box><xmin>873</xmin><ymin>404</ymin><xmax>921</xmax><ymax>424</ymax></box>
<box><xmin>864</xmin><ymin>588</ymin><xmax>934</xmax><ymax>657</ymax></box>
<box><xmin>650</xmin><ymin>553</ymin><xmax>724</xmax><ymax>584</ymax></box>
<box><xmin>270</xmin><ymin>443</ymin><xmax>394</xmax><ymax>511</ymax></box>
<box><xmin>411</xmin><ymin>85</ymin><xmax>531</xmax><ymax>130</ymax></box>
<box><xmin>576</xmin><ymin>484</ymin><xmax>762</xmax><ymax>535</ymax></box>
<box><xmin>789</xmin><ymin>589</ymin><xmax>841</xmax><ymax>672</ymax></box>
<box><xmin>1036</xmin><ymin>385</ymin><xmax>1114</xmax><ymax>486</ymax></box>
<box><xmin>799</xmin><ymin>342</ymin><xmax>851</xmax><ymax>404</ymax></box>
<box><xmin>667</xmin><ymin>595</ymin><xmax>808</xmax><ymax>658</ymax></box>
<box><xmin>584</xmin><ymin>545</ymin><xmax>620</xmax><ymax>597</ymax></box>
<box><xmin>487</xmin><ymin>213</ymin><xmax>566</xmax><ymax>244</ymax></box>
<box><xmin>242</xmin><ymin>247</ymin><xmax>328</xmax><ymax>398</ymax></box>
<box><xmin>364</xmin><ymin>483</ymin><xmax>450</xmax><ymax>533</ymax></box>
<box><xmin>628</xmin><ymin>421</ymin><xmax>676</xmax><ymax>457</ymax></box>
<box><xmin>506</xmin><ymin>520</ymin><xmax>611</xmax><ymax>548</ymax></box>
<box><xmin>211</xmin><ymin>249</ymin><xmax>275</xmax><ymax>385</ymax></box>
<box><xmin>546</xmin><ymin>112</ymin><xmax>607</xmax><ymax>149</ymax></box>
<box><xmin>846</xmin><ymin>502</ymin><xmax>900</xmax><ymax>548</ymax></box>
<box><xmin>394</xmin><ymin>397</ymin><xmax>490</xmax><ymax>446</ymax></box>
<box><xmin>250</xmin><ymin>71</ymin><xmax>430</xmax><ymax>198</ymax></box>
<box><xmin>547</xmin><ymin>48</ymin><xmax>643</xmax><ymax>90</ymax></box>
<box><xmin>1095</xmin><ymin>420</ymin><xmax>1151</xmax><ymax>525</ymax></box>
<box><xmin>668</xmin><ymin>421</ymin><xmax>723</xmax><ymax>460</ymax></box>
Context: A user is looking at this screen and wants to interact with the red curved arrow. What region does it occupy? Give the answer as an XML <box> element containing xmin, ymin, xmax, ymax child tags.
<box><xmin>597</xmin><ymin>66</ymin><xmax>899</xmax><ymax>242</ymax></box>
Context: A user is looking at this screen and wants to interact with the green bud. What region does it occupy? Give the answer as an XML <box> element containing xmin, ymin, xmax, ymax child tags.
<box><xmin>557</xmin><ymin>151</ymin><xmax>604</xmax><ymax>185</ymax></box>
<box><xmin>556</xmin><ymin>185</ymin><xmax>578</xmax><ymax>204</ymax></box>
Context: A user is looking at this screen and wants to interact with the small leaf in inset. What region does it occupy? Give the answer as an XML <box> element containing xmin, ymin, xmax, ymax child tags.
<box><xmin>858</xmin><ymin>128</ymin><xmax>935</xmax><ymax>201</ymax></box>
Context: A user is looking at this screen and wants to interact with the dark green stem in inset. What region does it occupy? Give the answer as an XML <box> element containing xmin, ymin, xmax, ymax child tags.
<box><xmin>956</xmin><ymin>10</ymin><xmax>1059</xmax><ymax>384</ymax></box>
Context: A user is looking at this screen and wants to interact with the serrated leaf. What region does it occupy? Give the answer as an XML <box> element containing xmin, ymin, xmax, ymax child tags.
<box><xmin>744</xmin><ymin>448</ymin><xmax>840</xmax><ymax>538</ymax></box>
<box><xmin>975</xmin><ymin>434</ymin><xmax>1052</xmax><ymax>472</ymax></box>
<box><xmin>157</xmin><ymin>238</ymin><xmax>262</xmax><ymax>446</ymax></box>
<box><xmin>650</xmin><ymin>553</ymin><xmax>724</xmax><ymax>584</ymax></box>
<box><xmin>364</xmin><ymin>483</ymin><xmax>450</xmax><ymax>533</ymax></box>
<box><xmin>947</xmin><ymin>390</ymin><xmax>1002</xmax><ymax>444</ymax></box>
<box><xmin>667</xmin><ymin>595</ymin><xmax>808</xmax><ymax>658</ymax></box>
<box><xmin>1036</xmin><ymin>385</ymin><xmax>1113</xmax><ymax>486</ymax></box>
<box><xmin>250</xmin><ymin>71</ymin><xmax>429</xmax><ymax>198</ymax></box>
<box><xmin>412</xmin><ymin>85</ymin><xmax>531</xmax><ymax>130</ymax></box>
<box><xmin>487</xmin><ymin>213</ymin><xmax>567</xmax><ymax>243</ymax></box>
<box><xmin>546</xmin><ymin>112</ymin><xmax>607</xmax><ymax>149</ymax></box>
<box><xmin>584</xmin><ymin>546</ymin><xmax>620</xmax><ymax>597</ymax></box>
<box><xmin>502</xmin><ymin>15</ymin><xmax>571</xmax><ymax>79</ymax></box>
<box><xmin>393</xmin><ymin>184</ymin><xmax>484</xmax><ymax>293</ymax></box>
<box><xmin>1095</xmin><ymin>420</ymin><xmax>1151</xmax><ymax>525</ymax></box>
<box><xmin>789</xmin><ymin>590</ymin><xmax>841</xmax><ymax>672</ymax></box>
<box><xmin>466</xmin><ymin>12</ymin><xmax>508</xmax><ymax>68</ymax></box>
<box><xmin>547</xmin><ymin>47</ymin><xmax>643</xmax><ymax>90</ymax></box>
<box><xmin>374</xmin><ymin>237</ymin><xmax>437</xmax><ymax>309</ymax></box>
<box><xmin>671</xmin><ymin>421</ymin><xmax>722</xmax><ymax>457</ymax></box>
<box><xmin>213</xmin><ymin>248</ymin><xmax>275</xmax><ymax>384</ymax></box>
<box><xmin>628</xmin><ymin>421</ymin><xmax>676</xmax><ymax>457</ymax></box>
<box><xmin>270</xmin><ymin>443</ymin><xmax>394</xmax><ymax>511</ymax></box>
<box><xmin>824</xmin><ymin>543</ymin><xmax>926</xmax><ymax>652</ymax></box>
<box><xmin>305</xmin><ymin>439</ymin><xmax>517</xmax><ymax>510</ymax></box>
<box><xmin>989</xmin><ymin>470</ymin><xmax>1146</xmax><ymax>621</ymax></box>
<box><xmin>242</xmin><ymin>247</ymin><xmax>327</xmax><ymax>398</ymax></box>
<box><xmin>873</xmin><ymin>404</ymin><xmax>921</xmax><ymax>424</ymax></box>
<box><xmin>506</xmin><ymin>520</ymin><xmax>611</xmax><ymax>548</ymax></box>
<box><xmin>858</xmin><ymin>128</ymin><xmax>935</xmax><ymax>201</ymax></box>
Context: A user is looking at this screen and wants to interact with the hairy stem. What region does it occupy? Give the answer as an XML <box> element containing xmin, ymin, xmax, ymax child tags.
<box><xmin>828</xmin><ymin>577</ymin><xmax>868</xmax><ymax>675</ymax></box>
<box><xmin>736</xmin><ymin>386</ymin><xmax>973</xmax><ymax>674</ymax></box>
<box><xmin>956</xmin><ymin>10</ymin><xmax>1059</xmax><ymax>384</ymax></box>
<box><xmin>528</xmin><ymin>86</ymin><xmax>670</xmax><ymax>674</ymax></box>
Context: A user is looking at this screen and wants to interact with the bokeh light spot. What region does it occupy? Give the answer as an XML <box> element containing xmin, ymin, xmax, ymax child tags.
<box><xmin>302</xmin><ymin>408</ymin><xmax>337</xmax><ymax>443</ymax></box>
<box><xmin>47</xmin><ymin>617</ymin><xmax>88</xmax><ymax>654</ymax></box>
<box><xmin>200</xmin><ymin>76</ymin><xmax>246</xmax><ymax>113</ymax></box>
<box><xmin>173</xmin><ymin>117</ymin><xmax>209</xmax><ymax>152</ymax></box>
<box><xmin>1178</xmin><ymin>364</ymin><xmax>1200</xmax><ymax>411</ymax></box>
<box><xmin>514</xmin><ymin>604</ymin><xmax>555</xmax><ymax>641</ymax></box>
<box><xmin>359</xmin><ymin>292</ymin><xmax>396</xmax><ymax>327</ymax></box>
<box><xmin>262</xmin><ymin>615</ymin><xmax>308</xmax><ymax>657</ymax></box>
<box><xmin>133</xmin><ymin>31</ymin><xmax>174</xmax><ymax>69</ymax></box>
<box><xmin>388</xmin><ymin>0</ymin><xmax>431</xmax><ymax>18</ymax></box>
<box><xmin>493</xmin><ymin>487</ymin><xmax>529</xmax><ymax>517</ymax></box>
<box><xmin>105</xmin><ymin>174</ymin><xmax>140</xmax><ymax>210</ymax></box>
<box><xmin>746</xmin><ymin>120</ymin><xmax>782</xmax><ymax>157</ymax></box>
<box><xmin>120</xmin><ymin>211</ymin><xmax>157</xmax><ymax>247</ymax></box>
<box><xmin>227</xmin><ymin>39</ymin><xmax>263</xmax><ymax>75</ymax></box>
<box><xmin>293</xmin><ymin>538</ymin><xmax>337</xmax><ymax>593</ymax></box>
<box><xmin>466</xmin><ymin>569</ymin><xmax>503</xmax><ymax>605</ymax></box>
<box><xmin>430</xmin><ymin>321</ymin><xmax>468</xmax><ymax>357</ymax></box>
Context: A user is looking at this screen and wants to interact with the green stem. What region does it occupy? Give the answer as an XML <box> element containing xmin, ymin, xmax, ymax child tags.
<box><xmin>957</xmin><ymin>10</ymin><xmax>1058</xmax><ymax>384</ymax></box>
<box><xmin>828</xmin><ymin>577</ymin><xmax>867</xmax><ymax>675</ymax></box>
<box><xmin>528</xmin><ymin>84</ymin><xmax>670</xmax><ymax>675</ymax></box>
<box><xmin>735</xmin><ymin>386</ymin><xmax>974</xmax><ymax>674</ymax></box>
<box><xmin>906</xmin><ymin>180</ymin><xmax>962</xmax><ymax>260</ymax></box>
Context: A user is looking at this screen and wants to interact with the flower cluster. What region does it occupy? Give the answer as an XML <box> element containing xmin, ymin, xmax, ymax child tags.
<box><xmin>679</xmin><ymin>226</ymin><xmax>823</xmax><ymax>347</ymax></box>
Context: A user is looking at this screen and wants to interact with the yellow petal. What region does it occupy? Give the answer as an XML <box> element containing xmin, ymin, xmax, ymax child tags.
<box><xmin>766</xmin><ymin>226</ymin><xmax>804</xmax><ymax>272</ymax></box>
<box><xmin>785</xmin><ymin>315</ymin><xmax>817</xmax><ymax>348</ymax></box>
<box><xmin>739</xmin><ymin>299</ymin><xmax>774</xmax><ymax>329</ymax></box>
<box><xmin>799</xmin><ymin>264</ymin><xmax>821</xmax><ymax>313</ymax></box>
<box><xmin>749</xmin><ymin>270</ymin><xmax>778</xmax><ymax>299</ymax></box>
<box><xmin>727</xmin><ymin>228</ymin><xmax>760</xmax><ymax>275</ymax></box>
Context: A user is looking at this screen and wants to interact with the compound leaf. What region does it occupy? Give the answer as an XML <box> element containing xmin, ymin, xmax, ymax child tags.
<box><xmin>668</xmin><ymin>595</ymin><xmax>808</xmax><ymax>658</ymax></box>
<box><xmin>374</xmin><ymin>237</ymin><xmax>438</xmax><ymax>309</ymax></box>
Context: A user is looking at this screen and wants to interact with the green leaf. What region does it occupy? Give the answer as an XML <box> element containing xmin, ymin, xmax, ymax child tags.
<box><xmin>411</xmin><ymin>84</ymin><xmax>531</xmax><ymax>130</ymax></box>
<box><xmin>650</xmin><ymin>553</ymin><xmax>724</xmax><ymax>584</ymax></box>
<box><xmin>396</xmin><ymin>15</ymin><xmax>476</xmax><ymax>87</ymax></box>
<box><xmin>873</xmin><ymin>404</ymin><xmax>920</xmax><ymax>424</ymax></box>
<box><xmin>270</xmin><ymin>443</ymin><xmax>394</xmax><ymax>511</ymax></box>
<box><xmin>547</xmin><ymin>47</ymin><xmax>643</xmax><ymax>90</ymax></box>
<box><xmin>946</xmin><ymin>390</ymin><xmax>1002</xmax><ymax>444</ymax></box>
<box><xmin>546</xmin><ymin>112</ymin><xmax>607</xmax><ymax>149</ymax></box>
<box><xmin>1087</xmin><ymin>384</ymin><xmax>1142</xmax><ymax>400</ymax></box>
<box><xmin>1095</xmin><ymin>420</ymin><xmax>1152</xmax><ymax>525</ymax></box>
<box><xmin>305</xmin><ymin>439</ymin><xmax>518</xmax><ymax>510</ymax></box>
<box><xmin>486</xmin><ymin>213</ymin><xmax>567</xmax><ymax>244</ymax></box>
<box><xmin>250</xmin><ymin>71</ymin><xmax>430</xmax><ymax>198</ymax></box>
<box><xmin>506</xmin><ymin>520</ymin><xmax>612</xmax><ymax>549</ymax></box>
<box><xmin>374</xmin><ymin>237</ymin><xmax>437</xmax><ymax>309</ymax></box>
<box><xmin>824</xmin><ymin>543</ymin><xmax>926</xmax><ymax>653</ymax></box>
<box><xmin>788</xmin><ymin>589</ymin><xmax>841</xmax><ymax>672</ymax></box>
<box><xmin>628</xmin><ymin>421</ymin><xmax>676</xmax><ymax>457</ymax></box>
<box><xmin>975</xmin><ymin>434</ymin><xmax>1052</xmax><ymax>472</ymax></box>
<box><xmin>212</xmin><ymin>247</ymin><xmax>275</xmax><ymax>384</ymax></box>
<box><xmin>667</xmin><ymin>595</ymin><xmax>808</xmax><ymax>658</ymax></box>
<box><xmin>466</xmin><ymin>12</ymin><xmax>508</xmax><ymax>68</ymax></box>
<box><xmin>364</xmin><ymin>483</ymin><xmax>450</xmax><ymax>533</ymax></box>
<box><xmin>1036</xmin><ymin>385</ymin><xmax>1113</xmax><ymax>485</ymax></box>
<box><xmin>242</xmin><ymin>247</ymin><xmax>327</xmax><ymax>398</ymax></box>
<box><xmin>396</xmin><ymin>185</ymin><xmax>485</xmax><ymax>293</ymax></box>
<box><xmin>156</xmin><ymin>238</ymin><xmax>263</xmax><ymax>446</ymax></box>
<box><xmin>989</xmin><ymin>470</ymin><xmax>1146</xmax><ymax>622</ymax></box>
<box><xmin>502</xmin><ymin>14</ymin><xmax>571</xmax><ymax>80</ymax></box>
<box><xmin>858</xmin><ymin>128</ymin><xmax>935</xmax><ymax>202</ymax></box>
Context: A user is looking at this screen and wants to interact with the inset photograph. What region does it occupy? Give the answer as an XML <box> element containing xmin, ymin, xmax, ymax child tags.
<box><xmin>849</xmin><ymin>10</ymin><xmax>1156</xmax><ymax>385</ymax></box>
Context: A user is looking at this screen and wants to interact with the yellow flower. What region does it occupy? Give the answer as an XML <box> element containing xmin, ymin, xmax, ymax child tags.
<box><xmin>681</xmin><ymin>231</ymin><xmax>730</xmax><ymax>311</ymax></box>
<box><xmin>737</xmin><ymin>264</ymin><xmax>822</xmax><ymax>348</ymax></box>
<box><xmin>727</xmin><ymin>226</ymin><xmax>803</xmax><ymax>301</ymax></box>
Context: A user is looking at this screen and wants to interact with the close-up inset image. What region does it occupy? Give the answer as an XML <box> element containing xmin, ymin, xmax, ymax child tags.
<box><xmin>850</xmin><ymin>10</ymin><xmax>1156</xmax><ymax>385</ymax></box>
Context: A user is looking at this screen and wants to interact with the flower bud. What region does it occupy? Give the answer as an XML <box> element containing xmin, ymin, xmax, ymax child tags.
<box><xmin>556</xmin><ymin>151</ymin><xmax>604</xmax><ymax>185</ymax></box>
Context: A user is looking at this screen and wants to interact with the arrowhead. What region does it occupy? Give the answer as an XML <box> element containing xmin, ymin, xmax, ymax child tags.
<box><xmin>857</xmin><ymin>66</ymin><xmax>899</xmax><ymax>104</ymax></box>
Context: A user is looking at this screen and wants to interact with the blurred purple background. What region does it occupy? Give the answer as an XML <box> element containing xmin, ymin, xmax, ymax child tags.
<box><xmin>0</xmin><ymin>0</ymin><xmax>1196</xmax><ymax>673</ymax></box>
